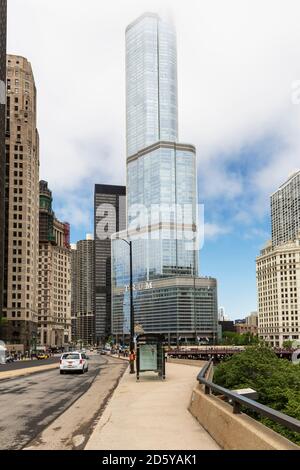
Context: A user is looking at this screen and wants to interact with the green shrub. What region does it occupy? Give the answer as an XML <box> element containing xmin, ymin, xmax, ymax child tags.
<box><xmin>214</xmin><ymin>345</ymin><xmax>300</xmax><ymax>445</ymax></box>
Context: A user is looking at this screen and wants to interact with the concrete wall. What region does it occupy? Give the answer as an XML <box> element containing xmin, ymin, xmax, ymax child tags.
<box><xmin>189</xmin><ymin>385</ymin><xmax>299</xmax><ymax>450</ymax></box>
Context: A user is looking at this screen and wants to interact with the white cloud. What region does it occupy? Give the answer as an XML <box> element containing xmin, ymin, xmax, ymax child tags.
<box><xmin>204</xmin><ymin>223</ymin><xmax>231</xmax><ymax>240</ymax></box>
<box><xmin>7</xmin><ymin>0</ymin><xmax>300</xmax><ymax>235</ymax></box>
<box><xmin>242</xmin><ymin>227</ymin><xmax>271</xmax><ymax>241</ymax></box>
<box><xmin>55</xmin><ymin>195</ymin><xmax>92</xmax><ymax>231</ymax></box>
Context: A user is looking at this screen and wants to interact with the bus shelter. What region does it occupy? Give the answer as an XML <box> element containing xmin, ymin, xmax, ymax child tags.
<box><xmin>136</xmin><ymin>334</ymin><xmax>166</xmax><ymax>381</ymax></box>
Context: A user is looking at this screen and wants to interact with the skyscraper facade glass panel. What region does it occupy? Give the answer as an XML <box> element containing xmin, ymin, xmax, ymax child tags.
<box><xmin>126</xmin><ymin>141</ymin><xmax>198</xmax><ymax>280</ymax></box>
<box><xmin>126</xmin><ymin>13</ymin><xmax>178</xmax><ymax>157</ymax></box>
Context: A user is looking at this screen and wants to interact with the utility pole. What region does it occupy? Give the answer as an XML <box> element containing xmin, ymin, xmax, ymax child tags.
<box><xmin>121</xmin><ymin>239</ymin><xmax>135</xmax><ymax>374</ymax></box>
<box><xmin>129</xmin><ymin>240</ymin><xmax>135</xmax><ymax>374</ymax></box>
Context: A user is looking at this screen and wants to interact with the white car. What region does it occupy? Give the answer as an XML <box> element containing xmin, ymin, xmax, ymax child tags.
<box><xmin>60</xmin><ymin>352</ymin><xmax>89</xmax><ymax>374</ymax></box>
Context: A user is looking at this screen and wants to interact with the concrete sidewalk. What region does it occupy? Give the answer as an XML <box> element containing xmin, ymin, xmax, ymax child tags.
<box><xmin>85</xmin><ymin>362</ymin><xmax>220</xmax><ymax>450</ymax></box>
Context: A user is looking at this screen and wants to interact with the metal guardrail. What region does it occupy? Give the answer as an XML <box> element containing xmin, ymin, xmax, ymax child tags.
<box><xmin>197</xmin><ymin>359</ymin><xmax>300</xmax><ymax>434</ymax></box>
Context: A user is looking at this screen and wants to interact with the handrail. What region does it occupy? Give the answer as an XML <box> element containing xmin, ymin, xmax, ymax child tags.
<box><xmin>197</xmin><ymin>359</ymin><xmax>300</xmax><ymax>434</ymax></box>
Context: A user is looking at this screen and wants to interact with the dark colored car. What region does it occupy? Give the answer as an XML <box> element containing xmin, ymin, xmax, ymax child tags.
<box><xmin>5</xmin><ymin>355</ymin><xmax>15</xmax><ymax>363</ymax></box>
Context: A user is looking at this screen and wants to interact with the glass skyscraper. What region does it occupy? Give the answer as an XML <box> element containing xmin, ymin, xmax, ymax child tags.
<box><xmin>126</xmin><ymin>12</ymin><xmax>178</xmax><ymax>157</ymax></box>
<box><xmin>94</xmin><ymin>184</ymin><xmax>126</xmax><ymax>344</ymax></box>
<box><xmin>112</xmin><ymin>13</ymin><xmax>218</xmax><ymax>344</ymax></box>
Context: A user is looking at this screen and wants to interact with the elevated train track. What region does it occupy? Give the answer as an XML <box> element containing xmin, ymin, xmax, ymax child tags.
<box><xmin>167</xmin><ymin>347</ymin><xmax>296</xmax><ymax>361</ymax></box>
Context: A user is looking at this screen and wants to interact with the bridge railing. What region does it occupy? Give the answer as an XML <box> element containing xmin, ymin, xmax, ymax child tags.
<box><xmin>167</xmin><ymin>347</ymin><xmax>294</xmax><ymax>360</ymax></box>
<box><xmin>197</xmin><ymin>359</ymin><xmax>300</xmax><ymax>434</ymax></box>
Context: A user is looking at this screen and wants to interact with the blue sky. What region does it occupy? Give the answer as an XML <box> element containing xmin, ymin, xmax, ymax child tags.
<box><xmin>8</xmin><ymin>0</ymin><xmax>300</xmax><ymax>320</ymax></box>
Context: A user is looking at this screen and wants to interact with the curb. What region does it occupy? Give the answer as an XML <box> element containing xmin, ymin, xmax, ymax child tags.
<box><xmin>0</xmin><ymin>363</ymin><xmax>58</xmax><ymax>381</ymax></box>
<box><xmin>109</xmin><ymin>355</ymin><xmax>129</xmax><ymax>362</ymax></box>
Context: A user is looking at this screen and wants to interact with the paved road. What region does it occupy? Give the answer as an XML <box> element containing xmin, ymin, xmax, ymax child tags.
<box><xmin>0</xmin><ymin>357</ymin><xmax>60</xmax><ymax>372</ymax></box>
<box><xmin>0</xmin><ymin>354</ymin><xmax>126</xmax><ymax>450</ymax></box>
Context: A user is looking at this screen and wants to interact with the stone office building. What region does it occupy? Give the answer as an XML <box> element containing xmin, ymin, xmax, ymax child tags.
<box><xmin>0</xmin><ymin>0</ymin><xmax>7</xmax><ymax>329</ymax></box>
<box><xmin>257</xmin><ymin>172</ymin><xmax>300</xmax><ymax>348</ymax></box>
<box><xmin>38</xmin><ymin>181</ymin><xmax>71</xmax><ymax>348</ymax></box>
<box><xmin>2</xmin><ymin>55</ymin><xmax>40</xmax><ymax>351</ymax></box>
<box><xmin>257</xmin><ymin>238</ymin><xmax>300</xmax><ymax>348</ymax></box>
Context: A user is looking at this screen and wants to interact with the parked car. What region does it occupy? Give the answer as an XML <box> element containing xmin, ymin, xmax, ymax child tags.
<box><xmin>5</xmin><ymin>355</ymin><xmax>15</xmax><ymax>363</ymax></box>
<box><xmin>60</xmin><ymin>352</ymin><xmax>89</xmax><ymax>374</ymax></box>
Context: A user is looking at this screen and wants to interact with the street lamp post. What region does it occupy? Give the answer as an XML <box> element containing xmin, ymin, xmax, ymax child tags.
<box><xmin>121</xmin><ymin>239</ymin><xmax>135</xmax><ymax>374</ymax></box>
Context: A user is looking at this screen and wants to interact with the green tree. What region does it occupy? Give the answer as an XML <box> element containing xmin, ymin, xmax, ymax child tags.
<box><xmin>107</xmin><ymin>336</ymin><xmax>114</xmax><ymax>347</ymax></box>
<box><xmin>0</xmin><ymin>316</ymin><xmax>7</xmax><ymax>326</ymax></box>
<box><xmin>221</xmin><ymin>331</ymin><xmax>237</xmax><ymax>345</ymax></box>
<box><xmin>0</xmin><ymin>316</ymin><xmax>8</xmax><ymax>339</ymax></box>
<box><xmin>214</xmin><ymin>345</ymin><xmax>300</xmax><ymax>445</ymax></box>
<box><xmin>221</xmin><ymin>331</ymin><xmax>259</xmax><ymax>346</ymax></box>
<box><xmin>282</xmin><ymin>340</ymin><xmax>294</xmax><ymax>349</ymax></box>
